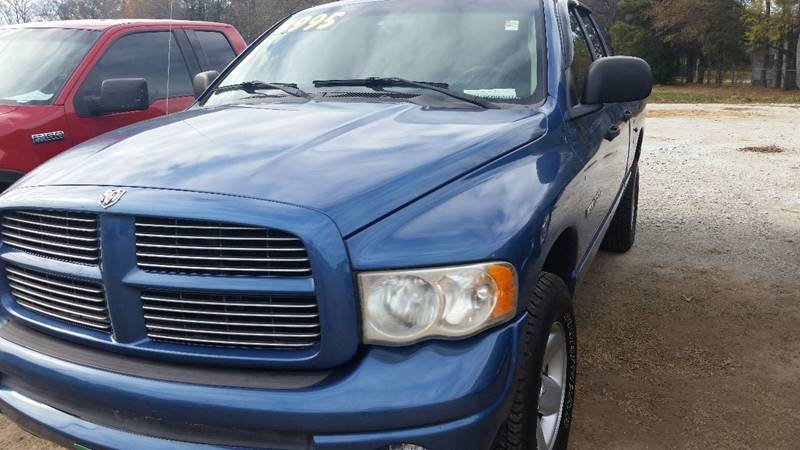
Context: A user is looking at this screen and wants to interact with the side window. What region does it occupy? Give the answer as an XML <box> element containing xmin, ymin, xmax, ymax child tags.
<box><xmin>579</xmin><ymin>12</ymin><xmax>608</xmax><ymax>58</ymax></box>
<box><xmin>76</xmin><ymin>31</ymin><xmax>193</xmax><ymax>116</ymax></box>
<box><xmin>193</xmin><ymin>31</ymin><xmax>236</xmax><ymax>72</ymax></box>
<box><xmin>569</xmin><ymin>10</ymin><xmax>594</xmax><ymax>102</ymax></box>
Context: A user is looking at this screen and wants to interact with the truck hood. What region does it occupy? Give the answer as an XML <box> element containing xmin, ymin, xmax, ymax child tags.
<box><xmin>0</xmin><ymin>106</ymin><xmax>18</xmax><ymax>116</ymax></box>
<box><xmin>15</xmin><ymin>101</ymin><xmax>546</xmax><ymax>235</ymax></box>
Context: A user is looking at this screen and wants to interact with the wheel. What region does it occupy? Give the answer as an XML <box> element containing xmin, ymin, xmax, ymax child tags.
<box><xmin>493</xmin><ymin>273</ymin><xmax>577</xmax><ymax>450</ymax></box>
<box><xmin>601</xmin><ymin>163</ymin><xmax>639</xmax><ymax>253</ymax></box>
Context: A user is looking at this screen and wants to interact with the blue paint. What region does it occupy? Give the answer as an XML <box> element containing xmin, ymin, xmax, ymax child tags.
<box><xmin>0</xmin><ymin>0</ymin><xmax>647</xmax><ymax>448</ymax></box>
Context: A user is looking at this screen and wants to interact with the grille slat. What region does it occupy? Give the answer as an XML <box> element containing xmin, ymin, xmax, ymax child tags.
<box><xmin>5</xmin><ymin>264</ymin><xmax>110</xmax><ymax>331</ymax></box>
<box><xmin>8</xmin><ymin>281</ymin><xmax>108</xmax><ymax>309</ymax></box>
<box><xmin>2</xmin><ymin>210</ymin><xmax>99</xmax><ymax>265</ymax></box>
<box><xmin>5</xmin><ymin>216</ymin><xmax>97</xmax><ymax>233</ymax></box>
<box><xmin>141</xmin><ymin>290</ymin><xmax>320</xmax><ymax>349</ymax></box>
<box><xmin>143</xmin><ymin>315</ymin><xmax>320</xmax><ymax>328</ymax></box>
<box><xmin>135</xmin><ymin>218</ymin><xmax>311</xmax><ymax>277</ymax></box>
<box><xmin>6</xmin><ymin>267</ymin><xmax>104</xmax><ymax>294</ymax></box>
<box><xmin>136</xmin><ymin>253</ymin><xmax>309</xmax><ymax>263</ymax></box>
<box><xmin>15</xmin><ymin>210</ymin><xmax>96</xmax><ymax>223</ymax></box>
<box><xmin>137</xmin><ymin>243</ymin><xmax>307</xmax><ymax>252</ymax></box>
<box><xmin>2</xmin><ymin>231</ymin><xmax>100</xmax><ymax>252</ymax></box>
<box><xmin>143</xmin><ymin>304</ymin><xmax>318</xmax><ymax>318</ymax></box>
<box><xmin>146</xmin><ymin>334</ymin><xmax>316</xmax><ymax>348</ymax></box>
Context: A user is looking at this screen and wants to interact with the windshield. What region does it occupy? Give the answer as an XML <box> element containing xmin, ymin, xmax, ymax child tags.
<box><xmin>0</xmin><ymin>28</ymin><xmax>99</xmax><ymax>106</ymax></box>
<box><xmin>203</xmin><ymin>0</ymin><xmax>544</xmax><ymax>108</ymax></box>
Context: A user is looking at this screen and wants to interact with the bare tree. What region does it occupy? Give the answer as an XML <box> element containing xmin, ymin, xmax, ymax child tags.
<box><xmin>0</xmin><ymin>0</ymin><xmax>40</xmax><ymax>23</ymax></box>
<box><xmin>42</xmin><ymin>0</ymin><xmax>124</xmax><ymax>20</ymax></box>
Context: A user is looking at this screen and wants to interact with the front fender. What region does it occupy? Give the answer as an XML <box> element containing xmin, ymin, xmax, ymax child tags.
<box><xmin>346</xmin><ymin>130</ymin><xmax>581</xmax><ymax>307</ymax></box>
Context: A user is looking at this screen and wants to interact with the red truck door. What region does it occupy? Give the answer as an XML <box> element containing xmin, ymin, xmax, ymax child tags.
<box><xmin>65</xmin><ymin>29</ymin><xmax>197</xmax><ymax>144</ymax></box>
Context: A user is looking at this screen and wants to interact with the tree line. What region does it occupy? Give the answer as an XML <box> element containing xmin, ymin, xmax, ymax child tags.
<box><xmin>2</xmin><ymin>0</ymin><xmax>798</xmax><ymax>89</ymax></box>
<box><xmin>586</xmin><ymin>0</ymin><xmax>799</xmax><ymax>90</ymax></box>
<box><xmin>0</xmin><ymin>0</ymin><xmax>328</xmax><ymax>42</ymax></box>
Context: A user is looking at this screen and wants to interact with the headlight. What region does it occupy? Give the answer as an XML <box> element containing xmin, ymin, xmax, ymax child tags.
<box><xmin>359</xmin><ymin>262</ymin><xmax>517</xmax><ymax>345</ymax></box>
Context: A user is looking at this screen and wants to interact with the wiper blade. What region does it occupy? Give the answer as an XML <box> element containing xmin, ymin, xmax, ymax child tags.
<box><xmin>214</xmin><ymin>81</ymin><xmax>311</xmax><ymax>99</ymax></box>
<box><xmin>313</xmin><ymin>77</ymin><xmax>498</xmax><ymax>109</ymax></box>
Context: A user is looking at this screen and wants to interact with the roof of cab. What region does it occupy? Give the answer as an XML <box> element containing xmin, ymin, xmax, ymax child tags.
<box><xmin>1</xmin><ymin>19</ymin><xmax>233</xmax><ymax>32</ymax></box>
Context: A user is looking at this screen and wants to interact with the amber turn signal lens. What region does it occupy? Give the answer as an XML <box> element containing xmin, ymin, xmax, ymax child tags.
<box><xmin>489</xmin><ymin>264</ymin><xmax>517</xmax><ymax>319</ymax></box>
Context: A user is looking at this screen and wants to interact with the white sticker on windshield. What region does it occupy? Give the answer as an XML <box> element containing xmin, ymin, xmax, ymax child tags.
<box><xmin>464</xmin><ymin>89</ymin><xmax>518</xmax><ymax>99</ymax></box>
<box><xmin>505</xmin><ymin>20</ymin><xmax>520</xmax><ymax>31</ymax></box>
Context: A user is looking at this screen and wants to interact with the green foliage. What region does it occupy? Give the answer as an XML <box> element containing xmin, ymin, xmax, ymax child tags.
<box><xmin>610</xmin><ymin>0</ymin><xmax>680</xmax><ymax>83</ymax></box>
<box><xmin>649</xmin><ymin>0</ymin><xmax>748</xmax><ymax>67</ymax></box>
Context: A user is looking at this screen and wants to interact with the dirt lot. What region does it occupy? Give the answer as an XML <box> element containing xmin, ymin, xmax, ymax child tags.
<box><xmin>571</xmin><ymin>104</ymin><xmax>800</xmax><ymax>449</ymax></box>
<box><xmin>1</xmin><ymin>104</ymin><xmax>798</xmax><ymax>449</ymax></box>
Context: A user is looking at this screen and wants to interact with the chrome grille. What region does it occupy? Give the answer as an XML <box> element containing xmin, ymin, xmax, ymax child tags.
<box><xmin>1</xmin><ymin>210</ymin><xmax>100</xmax><ymax>265</ymax></box>
<box><xmin>5</xmin><ymin>264</ymin><xmax>110</xmax><ymax>331</ymax></box>
<box><xmin>141</xmin><ymin>291</ymin><xmax>320</xmax><ymax>349</ymax></box>
<box><xmin>135</xmin><ymin>218</ymin><xmax>311</xmax><ymax>277</ymax></box>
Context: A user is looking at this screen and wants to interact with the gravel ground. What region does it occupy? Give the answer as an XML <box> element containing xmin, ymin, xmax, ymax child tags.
<box><xmin>571</xmin><ymin>104</ymin><xmax>800</xmax><ymax>449</ymax></box>
<box><xmin>1</xmin><ymin>104</ymin><xmax>798</xmax><ymax>449</ymax></box>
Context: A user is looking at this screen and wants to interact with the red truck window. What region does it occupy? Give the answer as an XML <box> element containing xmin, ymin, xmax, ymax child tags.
<box><xmin>75</xmin><ymin>31</ymin><xmax>193</xmax><ymax>116</ymax></box>
<box><xmin>193</xmin><ymin>30</ymin><xmax>237</xmax><ymax>73</ymax></box>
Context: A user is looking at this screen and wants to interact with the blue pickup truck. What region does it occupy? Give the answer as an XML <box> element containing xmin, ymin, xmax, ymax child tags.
<box><xmin>0</xmin><ymin>0</ymin><xmax>650</xmax><ymax>449</ymax></box>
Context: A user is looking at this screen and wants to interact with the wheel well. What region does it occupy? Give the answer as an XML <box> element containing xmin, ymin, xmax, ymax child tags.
<box><xmin>541</xmin><ymin>228</ymin><xmax>579</xmax><ymax>291</ymax></box>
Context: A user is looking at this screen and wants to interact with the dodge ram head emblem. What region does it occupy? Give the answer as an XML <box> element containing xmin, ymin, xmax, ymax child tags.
<box><xmin>99</xmin><ymin>189</ymin><xmax>126</xmax><ymax>209</ymax></box>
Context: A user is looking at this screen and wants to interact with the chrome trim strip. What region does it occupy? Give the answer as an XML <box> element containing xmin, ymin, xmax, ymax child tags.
<box><xmin>138</xmin><ymin>262</ymin><xmax>311</xmax><ymax>273</ymax></box>
<box><xmin>142</xmin><ymin>304</ymin><xmax>317</xmax><ymax>318</ymax></box>
<box><xmin>8</xmin><ymin>278</ymin><xmax>105</xmax><ymax>304</ymax></box>
<box><xmin>2</xmin><ymin>240</ymin><xmax>99</xmax><ymax>262</ymax></box>
<box><xmin>147</xmin><ymin>333</ymin><xmax>315</xmax><ymax>348</ymax></box>
<box><xmin>146</xmin><ymin>324</ymin><xmax>320</xmax><ymax>339</ymax></box>
<box><xmin>2</xmin><ymin>231</ymin><xmax>99</xmax><ymax>252</ymax></box>
<box><xmin>136</xmin><ymin>253</ymin><xmax>309</xmax><ymax>263</ymax></box>
<box><xmin>4</xmin><ymin>216</ymin><xmax>97</xmax><ymax>233</ymax></box>
<box><xmin>9</xmin><ymin>284</ymin><xmax>107</xmax><ymax>313</ymax></box>
<box><xmin>137</xmin><ymin>223</ymin><xmax>267</xmax><ymax>231</ymax></box>
<box><xmin>14</xmin><ymin>293</ymin><xmax>109</xmax><ymax>323</ymax></box>
<box><xmin>15</xmin><ymin>211</ymin><xmax>96</xmax><ymax>223</ymax></box>
<box><xmin>135</xmin><ymin>232</ymin><xmax>299</xmax><ymax>242</ymax></box>
<box><xmin>136</xmin><ymin>243</ymin><xmax>307</xmax><ymax>252</ymax></box>
<box><xmin>143</xmin><ymin>315</ymin><xmax>320</xmax><ymax>328</ymax></box>
<box><xmin>6</xmin><ymin>267</ymin><xmax>103</xmax><ymax>294</ymax></box>
<box><xmin>2</xmin><ymin>223</ymin><xmax>98</xmax><ymax>242</ymax></box>
<box><xmin>140</xmin><ymin>295</ymin><xmax>317</xmax><ymax>309</ymax></box>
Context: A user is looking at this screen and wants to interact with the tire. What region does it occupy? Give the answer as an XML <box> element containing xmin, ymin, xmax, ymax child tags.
<box><xmin>492</xmin><ymin>273</ymin><xmax>577</xmax><ymax>450</ymax></box>
<box><xmin>601</xmin><ymin>164</ymin><xmax>639</xmax><ymax>253</ymax></box>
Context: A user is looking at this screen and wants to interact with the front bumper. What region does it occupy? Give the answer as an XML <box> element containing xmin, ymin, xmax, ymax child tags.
<box><xmin>0</xmin><ymin>316</ymin><xmax>525</xmax><ymax>450</ymax></box>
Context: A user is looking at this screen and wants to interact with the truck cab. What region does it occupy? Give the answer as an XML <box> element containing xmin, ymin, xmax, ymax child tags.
<box><xmin>0</xmin><ymin>1</ymin><xmax>650</xmax><ymax>449</ymax></box>
<box><xmin>0</xmin><ymin>20</ymin><xmax>246</xmax><ymax>190</ymax></box>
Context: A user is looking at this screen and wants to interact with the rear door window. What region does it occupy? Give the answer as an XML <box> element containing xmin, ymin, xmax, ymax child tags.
<box><xmin>191</xmin><ymin>30</ymin><xmax>237</xmax><ymax>72</ymax></box>
<box><xmin>76</xmin><ymin>31</ymin><xmax>193</xmax><ymax>116</ymax></box>
<box><xmin>578</xmin><ymin>11</ymin><xmax>608</xmax><ymax>58</ymax></box>
<box><xmin>569</xmin><ymin>9</ymin><xmax>594</xmax><ymax>102</ymax></box>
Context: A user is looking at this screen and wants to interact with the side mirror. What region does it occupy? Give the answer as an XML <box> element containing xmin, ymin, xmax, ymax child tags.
<box><xmin>86</xmin><ymin>78</ymin><xmax>149</xmax><ymax>116</ymax></box>
<box><xmin>193</xmin><ymin>71</ymin><xmax>220</xmax><ymax>98</ymax></box>
<box><xmin>582</xmin><ymin>56</ymin><xmax>653</xmax><ymax>105</ymax></box>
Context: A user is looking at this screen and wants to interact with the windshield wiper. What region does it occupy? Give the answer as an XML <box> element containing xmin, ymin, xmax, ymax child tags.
<box><xmin>214</xmin><ymin>81</ymin><xmax>311</xmax><ymax>99</ymax></box>
<box><xmin>313</xmin><ymin>77</ymin><xmax>499</xmax><ymax>109</ymax></box>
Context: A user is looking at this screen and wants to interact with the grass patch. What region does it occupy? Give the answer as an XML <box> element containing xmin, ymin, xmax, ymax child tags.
<box><xmin>737</xmin><ymin>145</ymin><xmax>785</xmax><ymax>154</ymax></box>
<box><xmin>650</xmin><ymin>85</ymin><xmax>800</xmax><ymax>104</ymax></box>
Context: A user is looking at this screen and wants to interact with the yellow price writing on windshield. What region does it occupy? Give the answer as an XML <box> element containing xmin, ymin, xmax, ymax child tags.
<box><xmin>283</xmin><ymin>12</ymin><xmax>346</xmax><ymax>33</ymax></box>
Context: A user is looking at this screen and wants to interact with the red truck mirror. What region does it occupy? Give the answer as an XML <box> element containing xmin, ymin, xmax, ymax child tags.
<box><xmin>193</xmin><ymin>71</ymin><xmax>220</xmax><ymax>99</ymax></box>
<box><xmin>85</xmin><ymin>78</ymin><xmax>149</xmax><ymax>116</ymax></box>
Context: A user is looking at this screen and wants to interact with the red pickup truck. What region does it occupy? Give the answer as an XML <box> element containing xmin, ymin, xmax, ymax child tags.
<box><xmin>0</xmin><ymin>20</ymin><xmax>246</xmax><ymax>190</ymax></box>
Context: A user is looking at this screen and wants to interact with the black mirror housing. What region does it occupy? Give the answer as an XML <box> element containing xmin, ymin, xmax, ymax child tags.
<box><xmin>86</xmin><ymin>78</ymin><xmax>149</xmax><ymax>116</ymax></box>
<box><xmin>582</xmin><ymin>56</ymin><xmax>653</xmax><ymax>105</ymax></box>
<box><xmin>194</xmin><ymin>71</ymin><xmax>220</xmax><ymax>98</ymax></box>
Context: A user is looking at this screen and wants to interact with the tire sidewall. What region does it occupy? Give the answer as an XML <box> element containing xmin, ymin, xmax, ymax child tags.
<box><xmin>504</xmin><ymin>275</ymin><xmax>577</xmax><ymax>450</ymax></box>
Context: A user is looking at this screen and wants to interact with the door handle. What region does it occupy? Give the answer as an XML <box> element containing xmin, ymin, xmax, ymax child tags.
<box><xmin>623</xmin><ymin>110</ymin><xmax>633</xmax><ymax>121</ymax></box>
<box><xmin>605</xmin><ymin>125</ymin><xmax>621</xmax><ymax>142</ymax></box>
